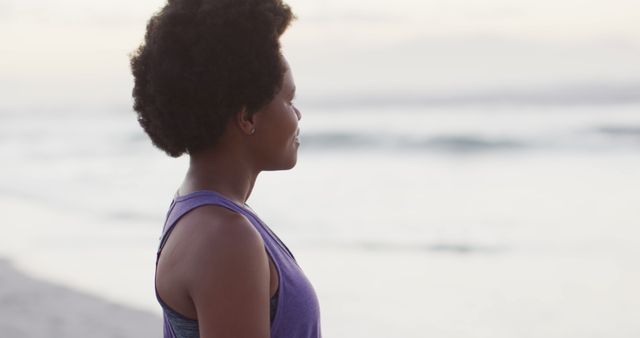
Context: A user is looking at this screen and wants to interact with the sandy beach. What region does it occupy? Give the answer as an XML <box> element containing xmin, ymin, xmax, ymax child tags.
<box><xmin>0</xmin><ymin>258</ymin><xmax>161</xmax><ymax>338</ymax></box>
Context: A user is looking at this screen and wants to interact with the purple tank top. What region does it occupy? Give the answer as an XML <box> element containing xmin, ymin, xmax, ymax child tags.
<box><xmin>156</xmin><ymin>190</ymin><xmax>322</xmax><ymax>338</ymax></box>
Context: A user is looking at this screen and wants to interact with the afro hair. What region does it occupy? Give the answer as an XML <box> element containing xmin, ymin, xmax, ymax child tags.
<box><xmin>130</xmin><ymin>0</ymin><xmax>295</xmax><ymax>157</ymax></box>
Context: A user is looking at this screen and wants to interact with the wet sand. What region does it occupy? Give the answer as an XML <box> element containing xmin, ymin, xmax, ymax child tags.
<box><xmin>0</xmin><ymin>258</ymin><xmax>161</xmax><ymax>338</ymax></box>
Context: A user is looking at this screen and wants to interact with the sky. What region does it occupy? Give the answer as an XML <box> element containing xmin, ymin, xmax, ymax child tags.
<box><xmin>1</xmin><ymin>0</ymin><xmax>639</xmax><ymax>111</ymax></box>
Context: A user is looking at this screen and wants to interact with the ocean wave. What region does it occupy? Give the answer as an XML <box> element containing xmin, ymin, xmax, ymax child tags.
<box><xmin>305</xmin><ymin>240</ymin><xmax>508</xmax><ymax>254</ymax></box>
<box><xmin>415</xmin><ymin>136</ymin><xmax>525</xmax><ymax>152</ymax></box>
<box><xmin>595</xmin><ymin>125</ymin><xmax>640</xmax><ymax>137</ymax></box>
<box><xmin>300</xmin><ymin>132</ymin><xmax>526</xmax><ymax>152</ymax></box>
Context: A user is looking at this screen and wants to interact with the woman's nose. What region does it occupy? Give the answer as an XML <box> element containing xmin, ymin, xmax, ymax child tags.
<box><xmin>294</xmin><ymin>106</ymin><xmax>302</xmax><ymax>121</ymax></box>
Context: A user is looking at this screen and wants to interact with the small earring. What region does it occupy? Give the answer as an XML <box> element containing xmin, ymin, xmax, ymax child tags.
<box><xmin>250</xmin><ymin>128</ymin><xmax>256</xmax><ymax>135</ymax></box>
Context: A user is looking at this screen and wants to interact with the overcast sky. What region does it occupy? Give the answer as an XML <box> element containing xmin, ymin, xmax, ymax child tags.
<box><xmin>1</xmin><ymin>0</ymin><xmax>639</xmax><ymax>110</ymax></box>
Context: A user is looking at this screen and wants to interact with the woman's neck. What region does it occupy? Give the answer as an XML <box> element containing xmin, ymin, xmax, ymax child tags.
<box><xmin>179</xmin><ymin>144</ymin><xmax>259</xmax><ymax>205</ymax></box>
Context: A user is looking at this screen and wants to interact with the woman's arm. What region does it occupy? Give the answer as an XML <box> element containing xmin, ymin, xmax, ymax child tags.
<box><xmin>183</xmin><ymin>207</ymin><xmax>271</xmax><ymax>338</ymax></box>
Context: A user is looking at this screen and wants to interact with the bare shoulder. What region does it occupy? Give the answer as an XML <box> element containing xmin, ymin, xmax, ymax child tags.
<box><xmin>180</xmin><ymin>204</ymin><xmax>261</xmax><ymax>241</ymax></box>
<box><xmin>175</xmin><ymin>205</ymin><xmax>267</xmax><ymax>270</ymax></box>
<box><xmin>157</xmin><ymin>204</ymin><xmax>268</xmax><ymax>293</ymax></box>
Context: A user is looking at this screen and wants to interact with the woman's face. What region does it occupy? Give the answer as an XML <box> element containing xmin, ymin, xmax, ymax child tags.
<box><xmin>251</xmin><ymin>59</ymin><xmax>302</xmax><ymax>171</ymax></box>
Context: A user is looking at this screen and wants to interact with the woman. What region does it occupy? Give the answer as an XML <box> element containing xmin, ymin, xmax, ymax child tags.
<box><xmin>129</xmin><ymin>0</ymin><xmax>321</xmax><ymax>337</ymax></box>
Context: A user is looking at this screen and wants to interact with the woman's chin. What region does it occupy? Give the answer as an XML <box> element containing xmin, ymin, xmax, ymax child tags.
<box><xmin>283</xmin><ymin>155</ymin><xmax>298</xmax><ymax>170</ymax></box>
<box><xmin>263</xmin><ymin>153</ymin><xmax>298</xmax><ymax>171</ymax></box>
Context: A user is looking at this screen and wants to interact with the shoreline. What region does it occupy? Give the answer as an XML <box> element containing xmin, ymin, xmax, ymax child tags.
<box><xmin>0</xmin><ymin>193</ymin><xmax>162</xmax><ymax>314</ymax></box>
<box><xmin>0</xmin><ymin>258</ymin><xmax>161</xmax><ymax>338</ymax></box>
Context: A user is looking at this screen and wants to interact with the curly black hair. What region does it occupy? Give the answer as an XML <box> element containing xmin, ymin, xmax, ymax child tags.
<box><xmin>130</xmin><ymin>0</ymin><xmax>295</xmax><ymax>157</ymax></box>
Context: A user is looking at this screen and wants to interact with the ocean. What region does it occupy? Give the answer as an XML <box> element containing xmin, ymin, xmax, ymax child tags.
<box><xmin>2</xmin><ymin>103</ymin><xmax>639</xmax><ymax>337</ymax></box>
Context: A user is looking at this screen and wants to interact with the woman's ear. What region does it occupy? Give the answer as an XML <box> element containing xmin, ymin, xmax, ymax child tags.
<box><xmin>235</xmin><ymin>106</ymin><xmax>257</xmax><ymax>135</ymax></box>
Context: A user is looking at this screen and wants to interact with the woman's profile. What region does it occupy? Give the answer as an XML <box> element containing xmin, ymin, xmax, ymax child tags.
<box><xmin>129</xmin><ymin>0</ymin><xmax>321</xmax><ymax>337</ymax></box>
